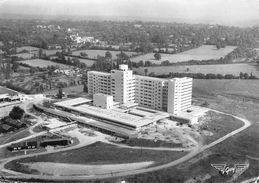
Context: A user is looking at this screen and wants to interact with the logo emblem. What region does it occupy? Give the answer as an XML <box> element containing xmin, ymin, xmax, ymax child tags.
<box><xmin>211</xmin><ymin>163</ymin><xmax>249</xmax><ymax>176</ymax></box>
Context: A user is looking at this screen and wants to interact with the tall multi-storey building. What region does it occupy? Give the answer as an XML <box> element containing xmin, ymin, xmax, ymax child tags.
<box><xmin>167</xmin><ymin>78</ymin><xmax>193</xmax><ymax>114</ymax></box>
<box><xmin>135</xmin><ymin>75</ymin><xmax>167</xmax><ymax>111</ymax></box>
<box><xmin>87</xmin><ymin>71</ymin><xmax>111</xmax><ymax>95</ymax></box>
<box><xmin>87</xmin><ymin>65</ymin><xmax>192</xmax><ymax>114</ymax></box>
<box><xmin>111</xmin><ymin>65</ymin><xmax>135</xmax><ymax>104</ymax></box>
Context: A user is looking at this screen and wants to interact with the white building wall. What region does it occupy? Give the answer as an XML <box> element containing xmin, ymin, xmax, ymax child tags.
<box><xmin>87</xmin><ymin>71</ymin><xmax>111</xmax><ymax>95</ymax></box>
<box><xmin>167</xmin><ymin>78</ymin><xmax>192</xmax><ymax>114</ymax></box>
<box><xmin>111</xmin><ymin>65</ymin><xmax>135</xmax><ymax>104</ymax></box>
<box><xmin>93</xmin><ymin>93</ymin><xmax>113</xmax><ymax>109</ymax></box>
<box><xmin>135</xmin><ymin>75</ymin><xmax>166</xmax><ymax>110</ymax></box>
<box><xmin>87</xmin><ymin>65</ymin><xmax>192</xmax><ymax>114</ymax></box>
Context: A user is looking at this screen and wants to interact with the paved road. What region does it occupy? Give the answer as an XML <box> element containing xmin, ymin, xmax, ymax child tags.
<box><xmin>241</xmin><ymin>176</ymin><xmax>259</xmax><ymax>183</ymax></box>
<box><xmin>0</xmin><ymin>109</ymin><xmax>252</xmax><ymax>181</ymax></box>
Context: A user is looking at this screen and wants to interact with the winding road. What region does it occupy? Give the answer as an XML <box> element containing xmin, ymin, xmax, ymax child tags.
<box><xmin>0</xmin><ymin>108</ymin><xmax>252</xmax><ymax>181</ymax></box>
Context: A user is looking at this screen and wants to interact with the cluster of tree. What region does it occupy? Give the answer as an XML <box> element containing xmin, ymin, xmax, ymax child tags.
<box><xmin>52</xmin><ymin>52</ymin><xmax>86</xmax><ymax>68</ymax></box>
<box><xmin>150</xmin><ymin>72</ymin><xmax>258</xmax><ymax>80</ymax></box>
<box><xmin>9</xmin><ymin>106</ymin><xmax>25</xmax><ymax>120</ymax></box>
<box><xmin>3</xmin><ymin>81</ymin><xmax>32</xmax><ymax>94</ymax></box>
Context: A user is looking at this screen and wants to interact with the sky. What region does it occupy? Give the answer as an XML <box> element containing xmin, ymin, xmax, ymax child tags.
<box><xmin>0</xmin><ymin>0</ymin><xmax>259</xmax><ymax>26</ymax></box>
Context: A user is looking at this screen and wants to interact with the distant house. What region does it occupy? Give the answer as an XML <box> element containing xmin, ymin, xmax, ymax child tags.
<box><xmin>40</xmin><ymin>138</ymin><xmax>71</xmax><ymax>147</ymax></box>
<box><xmin>7</xmin><ymin>141</ymin><xmax>37</xmax><ymax>152</ymax></box>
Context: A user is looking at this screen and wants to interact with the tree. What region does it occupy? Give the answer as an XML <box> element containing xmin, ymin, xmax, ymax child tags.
<box><xmin>144</xmin><ymin>68</ymin><xmax>148</xmax><ymax>76</ymax></box>
<box><xmin>57</xmin><ymin>87</ymin><xmax>63</xmax><ymax>99</ymax></box>
<box><xmin>83</xmin><ymin>84</ymin><xmax>88</xmax><ymax>93</ymax></box>
<box><xmin>105</xmin><ymin>51</ymin><xmax>112</xmax><ymax>60</ymax></box>
<box><xmin>38</xmin><ymin>48</ymin><xmax>43</xmax><ymax>58</ymax></box>
<box><xmin>12</xmin><ymin>62</ymin><xmax>19</xmax><ymax>72</ymax></box>
<box><xmin>80</xmin><ymin>52</ymin><xmax>88</xmax><ymax>58</ymax></box>
<box><xmin>9</xmin><ymin>106</ymin><xmax>25</xmax><ymax>120</ymax></box>
<box><xmin>154</xmin><ymin>53</ymin><xmax>161</xmax><ymax>60</ymax></box>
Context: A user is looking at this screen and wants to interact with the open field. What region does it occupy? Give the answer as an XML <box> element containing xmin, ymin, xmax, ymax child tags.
<box><xmin>65</xmin><ymin>56</ymin><xmax>96</xmax><ymax>67</ymax></box>
<box><xmin>125</xmin><ymin>83</ymin><xmax>259</xmax><ymax>183</ymax></box>
<box><xmin>16</xmin><ymin>46</ymin><xmax>39</xmax><ymax>53</ymax></box>
<box><xmin>17</xmin><ymin>59</ymin><xmax>70</xmax><ymax>69</ymax></box>
<box><xmin>0</xmin><ymin>86</ymin><xmax>17</xmax><ymax>95</ymax></box>
<box><xmin>131</xmin><ymin>45</ymin><xmax>236</xmax><ymax>63</ymax></box>
<box><xmin>5</xmin><ymin>142</ymin><xmax>187</xmax><ymax>174</ymax></box>
<box><xmin>21</xmin><ymin>161</ymin><xmax>154</xmax><ymax>176</ymax></box>
<box><xmin>197</xmin><ymin>111</ymin><xmax>244</xmax><ymax>144</ymax></box>
<box><xmin>193</xmin><ymin>79</ymin><xmax>259</xmax><ymax>100</ymax></box>
<box><xmin>11</xmin><ymin>53</ymin><xmax>36</xmax><ymax>59</ymax></box>
<box><xmin>72</xmin><ymin>49</ymin><xmax>138</xmax><ymax>59</ymax></box>
<box><xmin>135</xmin><ymin>63</ymin><xmax>259</xmax><ymax>78</ymax></box>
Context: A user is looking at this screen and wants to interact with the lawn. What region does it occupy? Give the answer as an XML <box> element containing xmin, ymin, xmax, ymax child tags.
<box><xmin>0</xmin><ymin>86</ymin><xmax>17</xmax><ymax>95</ymax></box>
<box><xmin>71</xmin><ymin>49</ymin><xmax>138</xmax><ymax>59</ymax></box>
<box><xmin>17</xmin><ymin>59</ymin><xmax>70</xmax><ymax>69</ymax></box>
<box><xmin>5</xmin><ymin>142</ymin><xmax>187</xmax><ymax>174</ymax></box>
<box><xmin>131</xmin><ymin>45</ymin><xmax>236</xmax><ymax>63</ymax></box>
<box><xmin>134</xmin><ymin>63</ymin><xmax>259</xmax><ymax>78</ymax></box>
<box><xmin>65</xmin><ymin>56</ymin><xmax>96</xmax><ymax>67</ymax></box>
<box><xmin>124</xmin><ymin>101</ymin><xmax>259</xmax><ymax>183</ymax></box>
<box><xmin>16</xmin><ymin>46</ymin><xmax>39</xmax><ymax>53</ymax></box>
<box><xmin>198</xmin><ymin>111</ymin><xmax>244</xmax><ymax>145</ymax></box>
<box><xmin>4</xmin><ymin>129</ymin><xmax>31</xmax><ymax>143</ymax></box>
<box><xmin>193</xmin><ymin>79</ymin><xmax>259</xmax><ymax>100</ymax></box>
<box><xmin>123</xmin><ymin>138</ymin><xmax>183</xmax><ymax>148</ymax></box>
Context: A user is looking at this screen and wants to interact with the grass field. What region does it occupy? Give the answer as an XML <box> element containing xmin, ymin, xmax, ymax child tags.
<box><xmin>131</xmin><ymin>45</ymin><xmax>236</xmax><ymax>63</ymax></box>
<box><xmin>17</xmin><ymin>59</ymin><xmax>70</xmax><ymax>69</ymax></box>
<box><xmin>193</xmin><ymin>79</ymin><xmax>259</xmax><ymax>100</ymax></box>
<box><xmin>124</xmin><ymin>82</ymin><xmax>259</xmax><ymax>183</ymax></box>
<box><xmin>65</xmin><ymin>56</ymin><xmax>96</xmax><ymax>67</ymax></box>
<box><xmin>198</xmin><ymin>111</ymin><xmax>244</xmax><ymax>145</ymax></box>
<box><xmin>11</xmin><ymin>53</ymin><xmax>35</xmax><ymax>59</ymax></box>
<box><xmin>0</xmin><ymin>86</ymin><xmax>17</xmax><ymax>95</ymax></box>
<box><xmin>135</xmin><ymin>63</ymin><xmax>259</xmax><ymax>78</ymax></box>
<box><xmin>71</xmin><ymin>49</ymin><xmax>138</xmax><ymax>59</ymax></box>
<box><xmin>5</xmin><ymin>142</ymin><xmax>187</xmax><ymax>174</ymax></box>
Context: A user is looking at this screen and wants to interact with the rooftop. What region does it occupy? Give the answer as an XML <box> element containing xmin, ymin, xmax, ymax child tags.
<box><xmin>54</xmin><ymin>98</ymin><xmax>169</xmax><ymax>128</ymax></box>
<box><xmin>134</xmin><ymin>75</ymin><xmax>168</xmax><ymax>82</ymax></box>
<box><xmin>55</xmin><ymin>98</ymin><xmax>92</xmax><ymax>107</ymax></box>
<box><xmin>88</xmin><ymin>71</ymin><xmax>111</xmax><ymax>76</ymax></box>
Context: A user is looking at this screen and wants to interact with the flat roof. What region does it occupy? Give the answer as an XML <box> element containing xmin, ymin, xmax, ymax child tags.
<box><xmin>55</xmin><ymin>98</ymin><xmax>92</xmax><ymax>107</ymax></box>
<box><xmin>0</xmin><ymin>94</ymin><xmax>9</xmax><ymax>99</ymax></box>
<box><xmin>88</xmin><ymin>71</ymin><xmax>111</xmax><ymax>76</ymax></box>
<box><xmin>135</xmin><ymin>75</ymin><xmax>168</xmax><ymax>82</ymax></box>
<box><xmin>54</xmin><ymin>98</ymin><xmax>170</xmax><ymax>128</ymax></box>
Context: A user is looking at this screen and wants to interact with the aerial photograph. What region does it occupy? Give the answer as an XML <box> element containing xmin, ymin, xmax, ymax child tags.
<box><xmin>0</xmin><ymin>0</ymin><xmax>259</xmax><ymax>182</ymax></box>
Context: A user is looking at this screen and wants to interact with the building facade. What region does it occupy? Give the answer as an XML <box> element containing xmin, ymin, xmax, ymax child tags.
<box><xmin>87</xmin><ymin>65</ymin><xmax>192</xmax><ymax>114</ymax></box>
<box><xmin>87</xmin><ymin>71</ymin><xmax>111</xmax><ymax>95</ymax></box>
<box><xmin>93</xmin><ymin>93</ymin><xmax>113</xmax><ymax>109</ymax></box>
<box><xmin>111</xmin><ymin>65</ymin><xmax>135</xmax><ymax>104</ymax></box>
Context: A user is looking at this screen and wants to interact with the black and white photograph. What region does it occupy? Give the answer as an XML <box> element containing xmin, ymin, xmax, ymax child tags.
<box><xmin>0</xmin><ymin>0</ymin><xmax>259</xmax><ymax>182</ymax></box>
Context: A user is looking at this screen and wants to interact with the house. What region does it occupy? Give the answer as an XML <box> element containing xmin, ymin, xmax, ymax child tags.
<box><xmin>40</xmin><ymin>138</ymin><xmax>71</xmax><ymax>147</ymax></box>
<box><xmin>7</xmin><ymin>141</ymin><xmax>38</xmax><ymax>152</ymax></box>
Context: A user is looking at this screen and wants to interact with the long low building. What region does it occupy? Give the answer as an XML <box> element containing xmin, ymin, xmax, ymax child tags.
<box><xmin>34</xmin><ymin>104</ymin><xmax>136</xmax><ymax>138</ymax></box>
<box><xmin>54</xmin><ymin>98</ymin><xmax>169</xmax><ymax>129</ymax></box>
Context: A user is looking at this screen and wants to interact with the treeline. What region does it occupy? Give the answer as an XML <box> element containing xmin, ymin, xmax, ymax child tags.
<box><xmin>2</xmin><ymin>82</ymin><xmax>31</xmax><ymax>94</ymax></box>
<box><xmin>149</xmin><ymin>72</ymin><xmax>258</xmax><ymax>80</ymax></box>
<box><xmin>131</xmin><ymin>47</ymin><xmax>257</xmax><ymax>68</ymax></box>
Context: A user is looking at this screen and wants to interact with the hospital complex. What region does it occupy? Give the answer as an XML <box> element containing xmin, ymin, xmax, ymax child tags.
<box><xmin>88</xmin><ymin>64</ymin><xmax>193</xmax><ymax>114</ymax></box>
<box><xmin>34</xmin><ymin>64</ymin><xmax>196</xmax><ymax>137</ymax></box>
